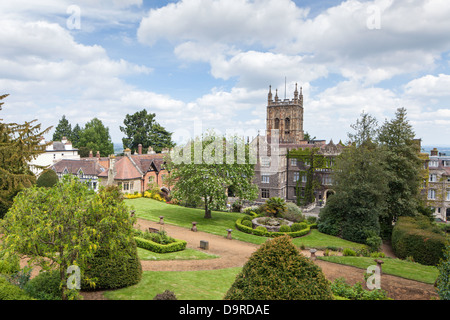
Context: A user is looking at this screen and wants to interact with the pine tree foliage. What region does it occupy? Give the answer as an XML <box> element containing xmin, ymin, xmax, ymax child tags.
<box><xmin>0</xmin><ymin>94</ymin><xmax>51</xmax><ymax>218</ymax></box>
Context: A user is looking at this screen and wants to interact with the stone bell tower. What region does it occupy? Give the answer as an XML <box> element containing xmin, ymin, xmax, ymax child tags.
<box><xmin>266</xmin><ymin>83</ymin><xmax>304</xmax><ymax>144</ymax></box>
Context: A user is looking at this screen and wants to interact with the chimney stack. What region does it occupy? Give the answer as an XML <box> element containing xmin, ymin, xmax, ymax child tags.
<box><xmin>431</xmin><ymin>148</ymin><xmax>439</xmax><ymax>156</ymax></box>
<box><xmin>96</xmin><ymin>150</ymin><xmax>100</xmax><ymax>159</ymax></box>
<box><xmin>147</xmin><ymin>146</ymin><xmax>155</xmax><ymax>154</ymax></box>
<box><xmin>89</xmin><ymin>150</ymin><xmax>93</xmax><ymax>158</ymax></box>
<box><xmin>138</xmin><ymin>144</ymin><xmax>142</xmax><ymax>155</ymax></box>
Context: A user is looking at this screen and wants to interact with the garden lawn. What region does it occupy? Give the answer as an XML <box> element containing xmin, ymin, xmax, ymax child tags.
<box><xmin>137</xmin><ymin>247</ymin><xmax>219</xmax><ymax>261</ymax></box>
<box><xmin>127</xmin><ymin>198</ymin><xmax>268</xmax><ymax>245</ymax></box>
<box><xmin>293</xmin><ymin>229</ymin><xmax>367</xmax><ymax>251</ymax></box>
<box><xmin>104</xmin><ymin>267</ymin><xmax>241</xmax><ymax>300</ymax></box>
<box><xmin>318</xmin><ymin>256</ymin><xmax>439</xmax><ymax>285</ymax></box>
<box><xmin>127</xmin><ymin>198</ymin><xmax>368</xmax><ymax>250</ymax></box>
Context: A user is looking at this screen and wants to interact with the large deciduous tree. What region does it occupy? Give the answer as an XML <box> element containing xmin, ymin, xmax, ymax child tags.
<box><xmin>0</xmin><ymin>94</ymin><xmax>51</xmax><ymax>218</ymax></box>
<box><xmin>78</xmin><ymin>118</ymin><xmax>114</xmax><ymax>157</ymax></box>
<box><xmin>171</xmin><ymin>131</ymin><xmax>258</xmax><ymax>219</ymax></box>
<box><xmin>120</xmin><ymin>109</ymin><xmax>174</xmax><ymax>154</ymax></box>
<box><xmin>318</xmin><ymin>112</ymin><xmax>388</xmax><ymax>244</ymax></box>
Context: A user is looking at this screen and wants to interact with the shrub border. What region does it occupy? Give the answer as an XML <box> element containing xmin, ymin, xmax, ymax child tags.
<box><xmin>235</xmin><ymin>217</ymin><xmax>314</xmax><ymax>238</ymax></box>
<box><xmin>134</xmin><ymin>237</ymin><xmax>187</xmax><ymax>253</ymax></box>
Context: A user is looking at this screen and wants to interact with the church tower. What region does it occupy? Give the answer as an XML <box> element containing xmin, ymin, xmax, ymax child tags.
<box><xmin>266</xmin><ymin>83</ymin><xmax>304</xmax><ymax>143</ymax></box>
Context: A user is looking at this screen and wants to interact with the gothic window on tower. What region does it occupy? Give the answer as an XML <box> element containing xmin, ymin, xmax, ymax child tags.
<box><xmin>275</xmin><ymin>118</ymin><xmax>280</xmax><ymax>130</ymax></box>
<box><xmin>285</xmin><ymin>118</ymin><xmax>290</xmax><ymax>134</ymax></box>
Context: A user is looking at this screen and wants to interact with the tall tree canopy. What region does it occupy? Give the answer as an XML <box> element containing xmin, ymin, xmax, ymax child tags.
<box><xmin>120</xmin><ymin>109</ymin><xmax>174</xmax><ymax>154</ymax></box>
<box><xmin>78</xmin><ymin>118</ymin><xmax>114</xmax><ymax>157</ymax></box>
<box><xmin>0</xmin><ymin>94</ymin><xmax>51</xmax><ymax>218</ymax></box>
<box><xmin>171</xmin><ymin>131</ymin><xmax>258</xmax><ymax>219</ymax></box>
<box><xmin>52</xmin><ymin>115</ymin><xmax>72</xmax><ymax>142</ymax></box>
<box><xmin>318</xmin><ymin>112</ymin><xmax>388</xmax><ymax>243</ymax></box>
<box><xmin>378</xmin><ymin>107</ymin><xmax>423</xmax><ymax>237</ymax></box>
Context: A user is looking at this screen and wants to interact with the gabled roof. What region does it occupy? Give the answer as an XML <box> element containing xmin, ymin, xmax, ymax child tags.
<box><xmin>51</xmin><ymin>159</ymin><xmax>106</xmax><ymax>176</ymax></box>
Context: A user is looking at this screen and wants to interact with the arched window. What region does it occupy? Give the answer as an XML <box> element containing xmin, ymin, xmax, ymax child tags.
<box><xmin>285</xmin><ymin>117</ymin><xmax>290</xmax><ymax>134</ymax></box>
<box><xmin>274</xmin><ymin>118</ymin><xmax>280</xmax><ymax>129</ymax></box>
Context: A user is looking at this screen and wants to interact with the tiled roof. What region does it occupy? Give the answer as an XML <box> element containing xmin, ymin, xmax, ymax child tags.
<box><xmin>51</xmin><ymin>159</ymin><xmax>106</xmax><ymax>176</ymax></box>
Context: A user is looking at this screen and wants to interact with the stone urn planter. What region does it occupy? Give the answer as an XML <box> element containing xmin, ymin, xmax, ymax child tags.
<box><xmin>251</xmin><ymin>217</ymin><xmax>294</xmax><ymax>232</ymax></box>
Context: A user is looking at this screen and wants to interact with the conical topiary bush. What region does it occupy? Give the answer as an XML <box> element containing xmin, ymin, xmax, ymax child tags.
<box><xmin>224</xmin><ymin>235</ymin><xmax>332</xmax><ymax>300</ymax></box>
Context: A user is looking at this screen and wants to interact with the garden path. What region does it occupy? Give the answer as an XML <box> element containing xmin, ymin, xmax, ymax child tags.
<box><xmin>132</xmin><ymin>218</ymin><xmax>439</xmax><ymax>300</ymax></box>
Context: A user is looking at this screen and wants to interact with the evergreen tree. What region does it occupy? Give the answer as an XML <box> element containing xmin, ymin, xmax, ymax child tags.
<box><xmin>52</xmin><ymin>115</ymin><xmax>72</xmax><ymax>142</ymax></box>
<box><xmin>120</xmin><ymin>109</ymin><xmax>174</xmax><ymax>154</ymax></box>
<box><xmin>0</xmin><ymin>94</ymin><xmax>51</xmax><ymax>218</ymax></box>
<box><xmin>71</xmin><ymin>123</ymin><xmax>82</xmax><ymax>148</ymax></box>
<box><xmin>378</xmin><ymin>107</ymin><xmax>423</xmax><ymax>238</ymax></box>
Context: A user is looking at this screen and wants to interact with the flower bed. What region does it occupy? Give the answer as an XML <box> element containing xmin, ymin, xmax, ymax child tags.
<box><xmin>235</xmin><ymin>217</ymin><xmax>312</xmax><ymax>238</ymax></box>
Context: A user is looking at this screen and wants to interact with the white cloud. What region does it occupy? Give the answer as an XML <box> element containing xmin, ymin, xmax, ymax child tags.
<box><xmin>404</xmin><ymin>74</ymin><xmax>450</xmax><ymax>97</ymax></box>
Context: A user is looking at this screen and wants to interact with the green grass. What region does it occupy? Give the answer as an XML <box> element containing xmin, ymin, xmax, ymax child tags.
<box><xmin>293</xmin><ymin>229</ymin><xmax>367</xmax><ymax>251</ymax></box>
<box><xmin>137</xmin><ymin>247</ymin><xmax>219</xmax><ymax>261</ymax></box>
<box><xmin>104</xmin><ymin>268</ymin><xmax>241</xmax><ymax>300</ymax></box>
<box><xmin>318</xmin><ymin>255</ymin><xmax>439</xmax><ymax>285</ymax></box>
<box><xmin>127</xmin><ymin>198</ymin><xmax>367</xmax><ymax>250</ymax></box>
<box><xmin>127</xmin><ymin>198</ymin><xmax>268</xmax><ymax>245</ymax></box>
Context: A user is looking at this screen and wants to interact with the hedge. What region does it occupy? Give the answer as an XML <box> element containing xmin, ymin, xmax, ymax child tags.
<box><xmin>134</xmin><ymin>237</ymin><xmax>187</xmax><ymax>253</ymax></box>
<box><xmin>235</xmin><ymin>217</ymin><xmax>311</xmax><ymax>238</ymax></box>
<box><xmin>391</xmin><ymin>216</ymin><xmax>447</xmax><ymax>266</ymax></box>
<box><xmin>81</xmin><ymin>241</ymin><xmax>142</xmax><ymax>291</ymax></box>
<box><xmin>0</xmin><ymin>276</ymin><xmax>33</xmax><ymax>300</ymax></box>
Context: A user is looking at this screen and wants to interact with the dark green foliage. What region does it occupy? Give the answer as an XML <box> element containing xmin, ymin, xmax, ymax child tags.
<box><xmin>81</xmin><ymin>241</ymin><xmax>142</xmax><ymax>291</ymax></box>
<box><xmin>0</xmin><ymin>94</ymin><xmax>50</xmax><ymax>219</ymax></box>
<box><xmin>391</xmin><ymin>216</ymin><xmax>447</xmax><ymax>266</ymax></box>
<box><xmin>24</xmin><ymin>270</ymin><xmax>62</xmax><ymax>300</ymax></box>
<box><xmin>436</xmin><ymin>244</ymin><xmax>450</xmax><ymax>300</ymax></box>
<box><xmin>134</xmin><ymin>236</ymin><xmax>187</xmax><ymax>254</ymax></box>
<box><xmin>331</xmin><ymin>278</ymin><xmax>390</xmax><ymax>300</ymax></box>
<box><xmin>153</xmin><ymin>290</ymin><xmax>177</xmax><ymax>300</ymax></box>
<box><xmin>378</xmin><ymin>108</ymin><xmax>423</xmax><ymax>238</ymax></box>
<box><xmin>120</xmin><ymin>109</ymin><xmax>174</xmax><ymax>154</ymax></box>
<box><xmin>36</xmin><ymin>169</ymin><xmax>58</xmax><ymax>188</ymax></box>
<box><xmin>77</xmin><ymin>118</ymin><xmax>114</xmax><ymax>157</ymax></box>
<box><xmin>52</xmin><ymin>115</ymin><xmax>72</xmax><ymax>142</ymax></box>
<box><xmin>0</xmin><ymin>276</ymin><xmax>33</xmax><ymax>300</ymax></box>
<box><xmin>318</xmin><ymin>112</ymin><xmax>387</xmax><ymax>244</ymax></box>
<box><xmin>224</xmin><ymin>235</ymin><xmax>332</xmax><ymax>300</ymax></box>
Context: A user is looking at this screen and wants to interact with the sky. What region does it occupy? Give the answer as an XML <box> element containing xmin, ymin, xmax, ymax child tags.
<box><xmin>1</xmin><ymin>0</ymin><xmax>450</xmax><ymax>148</ymax></box>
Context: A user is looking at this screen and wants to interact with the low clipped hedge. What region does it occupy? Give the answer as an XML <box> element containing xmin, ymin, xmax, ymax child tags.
<box><xmin>134</xmin><ymin>237</ymin><xmax>187</xmax><ymax>253</ymax></box>
<box><xmin>392</xmin><ymin>216</ymin><xmax>447</xmax><ymax>266</ymax></box>
<box><xmin>235</xmin><ymin>217</ymin><xmax>311</xmax><ymax>238</ymax></box>
<box><xmin>0</xmin><ymin>276</ymin><xmax>33</xmax><ymax>300</ymax></box>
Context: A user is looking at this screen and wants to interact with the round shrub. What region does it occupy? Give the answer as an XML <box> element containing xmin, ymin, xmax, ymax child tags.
<box><xmin>153</xmin><ymin>290</ymin><xmax>177</xmax><ymax>300</ymax></box>
<box><xmin>224</xmin><ymin>235</ymin><xmax>332</xmax><ymax>300</ymax></box>
<box><xmin>24</xmin><ymin>270</ymin><xmax>62</xmax><ymax>300</ymax></box>
<box><xmin>291</xmin><ymin>222</ymin><xmax>308</xmax><ymax>232</ymax></box>
<box><xmin>283</xmin><ymin>202</ymin><xmax>304</xmax><ymax>222</ymax></box>
<box><xmin>36</xmin><ymin>169</ymin><xmax>58</xmax><ymax>188</ymax></box>
<box><xmin>81</xmin><ymin>241</ymin><xmax>142</xmax><ymax>291</ymax></box>
<box><xmin>241</xmin><ymin>219</ymin><xmax>252</xmax><ymax>228</ymax></box>
<box><xmin>279</xmin><ymin>225</ymin><xmax>291</xmax><ymax>232</ymax></box>
<box><xmin>255</xmin><ymin>226</ymin><xmax>267</xmax><ymax>233</ymax></box>
<box><xmin>261</xmin><ymin>197</ymin><xmax>287</xmax><ymax>218</ymax></box>
<box><xmin>343</xmin><ymin>248</ymin><xmax>357</xmax><ymax>256</ymax></box>
<box><xmin>0</xmin><ymin>253</ymin><xmax>20</xmax><ymax>275</ymax></box>
<box><xmin>0</xmin><ymin>276</ymin><xmax>33</xmax><ymax>300</ymax></box>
